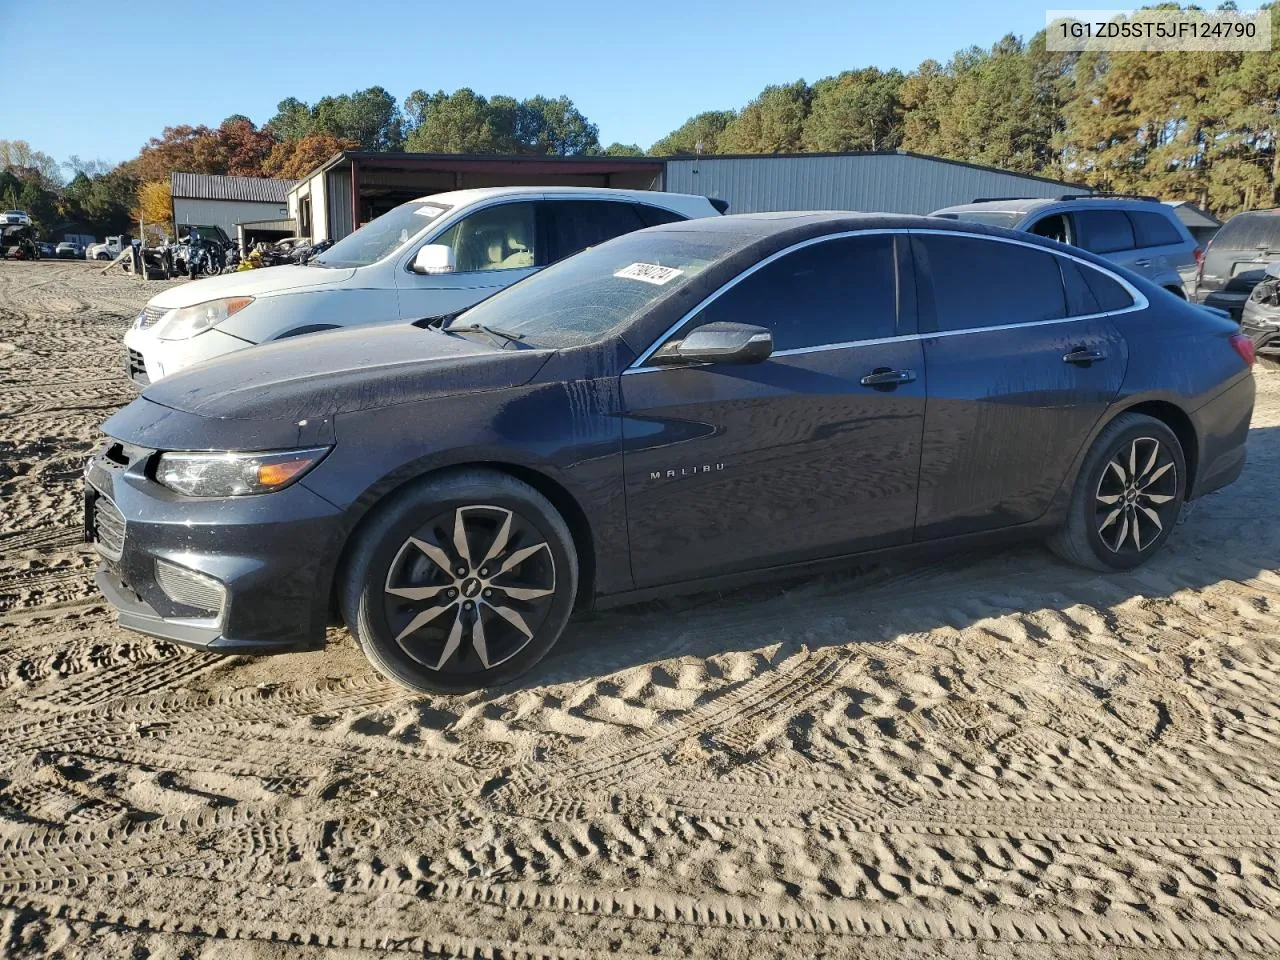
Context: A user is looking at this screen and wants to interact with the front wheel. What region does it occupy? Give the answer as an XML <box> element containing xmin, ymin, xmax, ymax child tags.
<box><xmin>1049</xmin><ymin>413</ymin><xmax>1186</xmax><ymax>571</ymax></box>
<box><xmin>340</xmin><ymin>469</ymin><xmax>579</xmax><ymax>693</ymax></box>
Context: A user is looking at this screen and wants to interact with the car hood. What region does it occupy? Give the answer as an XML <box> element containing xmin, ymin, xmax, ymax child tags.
<box><xmin>144</xmin><ymin>264</ymin><xmax>357</xmax><ymax>309</ymax></box>
<box><xmin>136</xmin><ymin>322</ymin><xmax>552</xmax><ymax>422</ymax></box>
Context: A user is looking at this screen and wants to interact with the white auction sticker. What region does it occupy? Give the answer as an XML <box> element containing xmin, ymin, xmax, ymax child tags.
<box><xmin>614</xmin><ymin>262</ymin><xmax>684</xmax><ymax>285</ymax></box>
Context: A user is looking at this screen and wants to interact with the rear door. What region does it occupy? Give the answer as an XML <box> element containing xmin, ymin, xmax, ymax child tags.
<box><xmin>1072</xmin><ymin>208</ymin><xmax>1148</xmax><ymax>277</ymax></box>
<box><xmin>540</xmin><ymin>200</ymin><xmax>651</xmax><ymax>266</ymax></box>
<box><xmin>912</xmin><ymin>231</ymin><xmax>1130</xmax><ymax>540</ymax></box>
<box><xmin>1127</xmin><ymin>208</ymin><xmax>1193</xmax><ymax>291</ymax></box>
<box><xmin>621</xmin><ymin>232</ymin><xmax>926</xmax><ymax>587</ymax></box>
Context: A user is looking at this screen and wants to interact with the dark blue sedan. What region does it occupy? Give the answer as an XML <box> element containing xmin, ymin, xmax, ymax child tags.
<box><xmin>87</xmin><ymin>213</ymin><xmax>1256</xmax><ymax>692</ymax></box>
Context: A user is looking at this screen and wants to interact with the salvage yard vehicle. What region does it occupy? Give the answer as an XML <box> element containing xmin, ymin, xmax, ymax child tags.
<box><xmin>931</xmin><ymin>195</ymin><xmax>1200</xmax><ymax>297</ymax></box>
<box><xmin>122</xmin><ymin>187</ymin><xmax>726</xmax><ymax>385</ymax></box>
<box><xmin>1241</xmin><ymin>261</ymin><xmax>1280</xmax><ymax>359</ymax></box>
<box><xmin>0</xmin><ymin>224</ymin><xmax>40</xmax><ymax>259</ymax></box>
<box><xmin>1</xmin><ymin>209</ymin><xmax>31</xmax><ymax>226</ymax></box>
<box><xmin>86</xmin><ymin>212</ymin><xmax>1255</xmax><ymax>693</ymax></box>
<box><xmin>86</xmin><ymin>235</ymin><xmax>130</xmax><ymax>261</ymax></box>
<box><xmin>1194</xmin><ymin>208</ymin><xmax>1280</xmax><ymax>319</ymax></box>
<box><xmin>56</xmin><ymin>240</ymin><xmax>84</xmax><ymax>259</ymax></box>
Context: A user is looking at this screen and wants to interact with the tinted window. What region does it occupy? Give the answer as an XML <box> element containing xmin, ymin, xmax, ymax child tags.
<box><xmin>693</xmin><ymin>235</ymin><xmax>898</xmax><ymax>351</ymax></box>
<box><xmin>635</xmin><ymin>204</ymin><xmax>687</xmax><ymax>227</ymax></box>
<box><xmin>919</xmin><ymin>234</ymin><xmax>1065</xmax><ymax>331</ymax></box>
<box><xmin>1075</xmin><ymin>210</ymin><xmax>1136</xmax><ymax>254</ymax></box>
<box><xmin>1129</xmin><ymin>210</ymin><xmax>1183</xmax><ymax>248</ymax></box>
<box><xmin>1080</xmin><ymin>264</ymin><xmax>1134</xmax><ymax>311</ymax></box>
<box><xmin>545</xmin><ymin>201</ymin><xmax>645</xmax><ymax>263</ymax></box>
<box><xmin>1059</xmin><ymin>259</ymin><xmax>1101</xmax><ymax>315</ymax></box>
<box><xmin>1210</xmin><ymin>211</ymin><xmax>1280</xmax><ymax>252</ymax></box>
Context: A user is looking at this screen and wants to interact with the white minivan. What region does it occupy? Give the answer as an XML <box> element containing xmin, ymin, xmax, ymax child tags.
<box><xmin>124</xmin><ymin>186</ymin><xmax>726</xmax><ymax>384</ymax></box>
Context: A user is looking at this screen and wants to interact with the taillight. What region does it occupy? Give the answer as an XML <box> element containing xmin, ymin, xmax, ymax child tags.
<box><xmin>1230</xmin><ymin>333</ymin><xmax>1255</xmax><ymax>367</ymax></box>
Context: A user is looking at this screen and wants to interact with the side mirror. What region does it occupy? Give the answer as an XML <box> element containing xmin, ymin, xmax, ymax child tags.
<box><xmin>411</xmin><ymin>243</ymin><xmax>456</xmax><ymax>275</ymax></box>
<box><xmin>1266</xmin><ymin>261</ymin><xmax>1280</xmax><ymax>280</ymax></box>
<box><xmin>652</xmin><ymin>321</ymin><xmax>773</xmax><ymax>366</ymax></box>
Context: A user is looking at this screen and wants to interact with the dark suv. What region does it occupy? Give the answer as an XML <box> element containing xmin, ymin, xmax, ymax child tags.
<box><xmin>1195</xmin><ymin>209</ymin><xmax>1280</xmax><ymax>319</ymax></box>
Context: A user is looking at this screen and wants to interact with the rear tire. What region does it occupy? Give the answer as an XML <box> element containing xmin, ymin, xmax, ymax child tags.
<box><xmin>339</xmin><ymin>469</ymin><xmax>579</xmax><ymax>693</ymax></box>
<box><xmin>1049</xmin><ymin>413</ymin><xmax>1186</xmax><ymax>571</ymax></box>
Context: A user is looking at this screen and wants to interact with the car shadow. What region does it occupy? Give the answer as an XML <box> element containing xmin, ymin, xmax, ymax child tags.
<box><xmin>507</xmin><ymin>422</ymin><xmax>1279</xmax><ymax>693</ymax></box>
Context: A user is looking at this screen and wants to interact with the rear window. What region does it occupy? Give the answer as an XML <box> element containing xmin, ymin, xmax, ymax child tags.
<box><xmin>918</xmin><ymin>234</ymin><xmax>1066</xmax><ymax>332</ymax></box>
<box><xmin>1210</xmin><ymin>211</ymin><xmax>1280</xmax><ymax>252</ymax></box>
<box><xmin>1080</xmin><ymin>264</ymin><xmax>1134</xmax><ymax>311</ymax></box>
<box><xmin>1129</xmin><ymin>210</ymin><xmax>1183</xmax><ymax>248</ymax></box>
<box><xmin>1075</xmin><ymin>210</ymin><xmax>1136</xmax><ymax>254</ymax></box>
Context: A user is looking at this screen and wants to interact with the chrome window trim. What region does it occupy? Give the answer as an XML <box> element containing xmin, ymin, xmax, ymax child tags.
<box><xmin>623</xmin><ymin>227</ymin><xmax>1147</xmax><ymax>375</ymax></box>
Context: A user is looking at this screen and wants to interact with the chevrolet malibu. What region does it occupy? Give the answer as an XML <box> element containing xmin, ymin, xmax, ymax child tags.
<box><xmin>87</xmin><ymin>213</ymin><xmax>1256</xmax><ymax>692</ymax></box>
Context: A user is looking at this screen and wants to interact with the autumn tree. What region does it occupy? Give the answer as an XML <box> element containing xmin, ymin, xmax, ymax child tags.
<box><xmin>262</xmin><ymin>133</ymin><xmax>361</xmax><ymax>180</ymax></box>
<box><xmin>133</xmin><ymin>180</ymin><xmax>174</xmax><ymax>237</ymax></box>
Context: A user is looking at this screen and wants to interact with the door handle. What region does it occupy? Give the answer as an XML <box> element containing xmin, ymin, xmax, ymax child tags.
<box><xmin>860</xmin><ymin>367</ymin><xmax>917</xmax><ymax>387</ymax></box>
<box><xmin>1133</xmin><ymin>258</ymin><xmax>1152</xmax><ymax>267</ymax></box>
<box><xmin>1063</xmin><ymin>347</ymin><xmax>1106</xmax><ymax>365</ymax></box>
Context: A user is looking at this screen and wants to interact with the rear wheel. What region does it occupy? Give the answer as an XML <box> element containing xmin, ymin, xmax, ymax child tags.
<box><xmin>1049</xmin><ymin>413</ymin><xmax>1186</xmax><ymax>571</ymax></box>
<box><xmin>340</xmin><ymin>470</ymin><xmax>579</xmax><ymax>693</ymax></box>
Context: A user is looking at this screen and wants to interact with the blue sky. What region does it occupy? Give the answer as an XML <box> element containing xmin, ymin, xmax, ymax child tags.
<box><xmin>4</xmin><ymin>0</ymin><xmax>1106</xmax><ymax>169</ymax></box>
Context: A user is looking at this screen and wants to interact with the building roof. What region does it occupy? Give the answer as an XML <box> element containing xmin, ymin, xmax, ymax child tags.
<box><xmin>291</xmin><ymin>148</ymin><xmax>1087</xmax><ymax>193</ymax></box>
<box><xmin>171</xmin><ymin>172</ymin><xmax>297</xmax><ymax>204</ymax></box>
<box><xmin>1163</xmin><ymin>201</ymin><xmax>1222</xmax><ymax>229</ymax></box>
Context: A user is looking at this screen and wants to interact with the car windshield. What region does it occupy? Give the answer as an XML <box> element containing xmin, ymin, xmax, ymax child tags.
<box><xmin>313</xmin><ymin>201</ymin><xmax>450</xmax><ymax>268</ymax></box>
<box><xmin>449</xmin><ymin>228</ymin><xmax>754</xmax><ymax>348</ymax></box>
<box><xmin>934</xmin><ymin>210</ymin><xmax>1026</xmax><ymax>228</ymax></box>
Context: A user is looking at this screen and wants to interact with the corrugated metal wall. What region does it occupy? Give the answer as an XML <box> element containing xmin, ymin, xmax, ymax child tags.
<box><xmin>326</xmin><ymin>169</ymin><xmax>354</xmax><ymax>239</ymax></box>
<box><xmin>171</xmin><ymin>199</ymin><xmax>290</xmax><ymax>240</ymax></box>
<box><xmin>663</xmin><ymin>154</ymin><xmax>1079</xmax><ymax>215</ymax></box>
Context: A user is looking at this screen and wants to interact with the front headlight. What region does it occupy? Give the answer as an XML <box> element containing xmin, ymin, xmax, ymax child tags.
<box><xmin>157</xmin><ymin>297</ymin><xmax>254</xmax><ymax>341</ymax></box>
<box><xmin>155</xmin><ymin>447</ymin><xmax>329</xmax><ymax>497</ymax></box>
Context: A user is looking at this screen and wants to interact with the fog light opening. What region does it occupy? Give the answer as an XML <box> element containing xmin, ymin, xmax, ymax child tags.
<box><xmin>154</xmin><ymin>559</ymin><xmax>227</xmax><ymax>618</ymax></box>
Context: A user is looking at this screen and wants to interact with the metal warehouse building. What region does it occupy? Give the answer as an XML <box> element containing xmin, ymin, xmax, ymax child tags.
<box><xmin>286</xmin><ymin>149</ymin><xmax>1087</xmax><ymax>243</ymax></box>
<box><xmin>171</xmin><ymin>173</ymin><xmax>298</xmax><ymax>240</ymax></box>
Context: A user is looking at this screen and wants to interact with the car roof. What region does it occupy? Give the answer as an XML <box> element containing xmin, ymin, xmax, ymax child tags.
<box><xmin>408</xmin><ymin>185</ymin><xmax>715</xmax><ymax>207</ymax></box>
<box><xmin>933</xmin><ymin>196</ymin><xmax>1175</xmax><ymax>218</ymax></box>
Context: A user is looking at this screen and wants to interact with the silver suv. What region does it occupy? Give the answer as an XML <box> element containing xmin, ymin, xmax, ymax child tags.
<box><xmin>931</xmin><ymin>195</ymin><xmax>1200</xmax><ymax>298</ymax></box>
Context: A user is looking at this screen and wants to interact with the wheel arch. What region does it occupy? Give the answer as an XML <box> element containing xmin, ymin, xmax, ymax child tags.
<box><xmin>326</xmin><ymin>460</ymin><xmax>598</xmax><ymax>624</ymax></box>
<box><xmin>1050</xmin><ymin>395</ymin><xmax>1201</xmax><ymax>523</ymax></box>
<box><xmin>1116</xmin><ymin>399</ymin><xmax>1199</xmax><ymax>495</ymax></box>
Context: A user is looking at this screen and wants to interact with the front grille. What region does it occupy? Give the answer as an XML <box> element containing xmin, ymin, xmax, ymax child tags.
<box><xmin>127</xmin><ymin>347</ymin><xmax>149</xmax><ymax>385</ymax></box>
<box><xmin>138</xmin><ymin>305</ymin><xmax>167</xmax><ymax>328</ymax></box>
<box><xmin>94</xmin><ymin>496</ymin><xmax>125</xmax><ymax>561</ymax></box>
<box><xmin>154</xmin><ymin>560</ymin><xmax>226</xmax><ymax>617</ymax></box>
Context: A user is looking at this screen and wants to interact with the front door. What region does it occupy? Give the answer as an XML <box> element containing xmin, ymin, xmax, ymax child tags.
<box><xmin>395</xmin><ymin>200</ymin><xmax>541</xmax><ymax>321</ymax></box>
<box><xmin>911</xmin><ymin>231</ymin><xmax>1129</xmax><ymax>540</ymax></box>
<box><xmin>621</xmin><ymin>232</ymin><xmax>927</xmax><ymax>588</ymax></box>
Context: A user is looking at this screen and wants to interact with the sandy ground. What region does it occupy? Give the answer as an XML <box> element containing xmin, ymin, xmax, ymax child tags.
<box><xmin>1</xmin><ymin>259</ymin><xmax>1279</xmax><ymax>959</ymax></box>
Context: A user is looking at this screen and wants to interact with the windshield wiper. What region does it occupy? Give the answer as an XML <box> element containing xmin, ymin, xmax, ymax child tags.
<box><xmin>443</xmin><ymin>323</ymin><xmax>527</xmax><ymax>347</ymax></box>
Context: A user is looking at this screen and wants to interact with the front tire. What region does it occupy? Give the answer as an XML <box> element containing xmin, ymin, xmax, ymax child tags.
<box><xmin>340</xmin><ymin>469</ymin><xmax>579</xmax><ymax>693</ymax></box>
<box><xmin>1049</xmin><ymin>413</ymin><xmax>1186</xmax><ymax>571</ymax></box>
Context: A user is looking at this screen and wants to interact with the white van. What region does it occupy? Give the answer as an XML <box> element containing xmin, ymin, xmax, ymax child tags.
<box><xmin>123</xmin><ymin>186</ymin><xmax>725</xmax><ymax>384</ymax></box>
